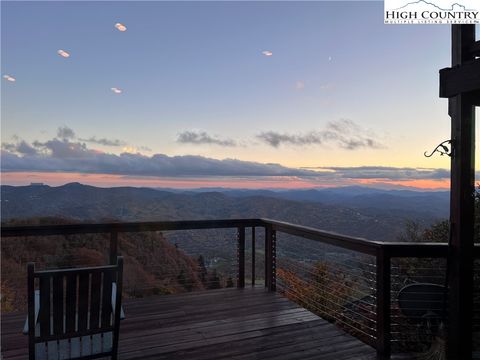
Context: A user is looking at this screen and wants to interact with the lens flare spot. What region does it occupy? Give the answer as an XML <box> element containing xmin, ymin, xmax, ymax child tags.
<box><xmin>295</xmin><ymin>81</ymin><xmax>305</xmax><ymax>90</ymax></box>
<box><xmin>57</xmin><ymin>49</ymin><xmax>70</xmax><ymax>58</ymax></box>
<box><xmin>115</xmin><ymin>23</ymin><xmax>127</xmax><ymax>32</ymax></box>
<box><xmin>3</xmin><ymin>74</ymin><xmax>16</xmax><ymax>82</ymax></box>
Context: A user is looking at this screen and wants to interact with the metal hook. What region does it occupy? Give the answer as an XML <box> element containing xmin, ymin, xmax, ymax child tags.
<box><xmin>424</xmin><ymin>140</ymin><xmax>452</xmax><ymax>158</ymax></box>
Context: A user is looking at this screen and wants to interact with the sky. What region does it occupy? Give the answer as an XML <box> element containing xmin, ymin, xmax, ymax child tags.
<box><xmin>1</xmin><ymin>1</ymin><xmax>478</xmax><ymax>189</ymax></box>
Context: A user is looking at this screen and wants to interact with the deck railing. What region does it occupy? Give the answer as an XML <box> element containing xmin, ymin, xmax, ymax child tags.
<box><xmin>2</xmin><ymin>218</ymin><xmax>480</xmax><ymax>359</ymax></box>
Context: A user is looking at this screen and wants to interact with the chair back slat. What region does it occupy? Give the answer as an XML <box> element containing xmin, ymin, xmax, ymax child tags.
<box><xmin>27</xmin><ymin>258</ymin><xmax>123</xmax><ymax>360</ymax></box>
<box><xmin>52</xmin><ymin>275</ymin><xmax>64</xmax><ymax>335</ymax></box>
<box><xmin>77</xmin><ymin>273</ymin><xmax>89</xmax><ymax>332</ymax></box>
<box><xmin>65</xmin><ymin>274</ymin><xmax>77</xmax><ymax>333</ymax></box>
<box><xmin>39</xmin><ymin>277</ymin><xmax>51</xmax><ymax>337</ymax></box>
<box><xmin>101</xmin><ymin>270</ymin><xmax>113</xmax><ymax>329</ymax></box>
<box><xmin>89</xmin><ymin>272</ymin><xmax>102</xmax><ymax>330</ymax></box>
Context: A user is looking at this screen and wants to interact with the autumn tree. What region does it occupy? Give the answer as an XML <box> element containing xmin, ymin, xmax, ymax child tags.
<box><xmin>207</xmin><ymin>269</ymin><xmax>222</xmax><ymax>289</ymax></box>
<box><xmin>197</xmin><ymin>255</ymin><xmax>208</xmax><ymax>285</ymax></box>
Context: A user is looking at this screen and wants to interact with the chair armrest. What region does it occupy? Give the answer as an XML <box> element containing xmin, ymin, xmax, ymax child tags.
<box><xmin>23</xmin><ymin>291</ymin><xmax>40</xmax><ymax>335</ymax></box>
<box><xmin>111</xmin><ymin>283</ymin><xmax>125</xmax><ymax>320</ymax></box>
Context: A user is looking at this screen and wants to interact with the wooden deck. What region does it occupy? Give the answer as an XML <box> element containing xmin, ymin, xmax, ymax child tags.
<box><xmin>2</xmin><ymin>287</ymin><xmax>377</xmax><ymax>359</ymax></box>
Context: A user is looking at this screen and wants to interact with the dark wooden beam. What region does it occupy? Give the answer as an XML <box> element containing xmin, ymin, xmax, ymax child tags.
<box><xmin>470</xmin><ymin>40</ymin><xmax>480</xmax><ymax>58</ymax></box>
<box><xmin>467</xmin><ymin>90</ymin><xmax>480</xmax><ymax>106</ymax></box>
<box><xmin>1</xmin><ymin>219</ymin><xmax>264</xmax><ymax>237</ymax></box>
<box><xmin>237</xmin><ymin>226</ymin><xmax>245</xmax><ymax>288</ymax></box>
<box><xmin>4</xmin><ymin>217</ymin><xmax>480</xmax><ymax>259</ymax></box>
<box><xmin>251</xmin><ymin>227</ymin><xmax>256</xmax><ymax>287</ymax></box>
<box><xmin>439</xmin><ymin>59</ymin><xmax>480</xmax><ymax>98</ymax></box>
<box><xmin>452</xmin><ymin>25</ymin><xmax>476</xmax><ymax>63</ymax></box>
<box><xmin>383</xmin><ymin>242</ymin><xmax>448</xmax><ymax>258</ymax></box>
<box><xmin>264</xmin><ymin>218</ymin><xmax>382</xmax><ymax>256</ymax></box>
<box><xmin>110</xmin><ymin>231</ymin><xmax>118</xmax><ymax>265</ymax></box>
<box><xmin>446</xmin><ymin>24</ymin><xmax>476</xmax><ymax>360</ymax></box>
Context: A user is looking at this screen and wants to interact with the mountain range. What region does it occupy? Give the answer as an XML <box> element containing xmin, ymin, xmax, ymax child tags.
<box><xmin>1</xmin><ymin>182</ymin><xmax>451</xmax><ymax>312</ymax></box>
<box><xmin>1</xmin><ymin>183</ymin><xmax>449</xmax><ymax>242</ymax></box>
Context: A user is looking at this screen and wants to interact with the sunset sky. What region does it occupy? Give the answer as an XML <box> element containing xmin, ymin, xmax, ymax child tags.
<box><xmin>1</xmin><ymin>1</ymin><xmax>478</xmax><ymax>189</ymax></box>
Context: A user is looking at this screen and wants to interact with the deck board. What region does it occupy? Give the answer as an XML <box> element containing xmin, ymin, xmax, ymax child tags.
<box><xmin>1</xmin><ymin>287</ymin><xmax>376</xmax><ymax>359</ymax></box>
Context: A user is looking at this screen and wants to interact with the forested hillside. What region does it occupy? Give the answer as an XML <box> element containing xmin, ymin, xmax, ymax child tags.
<box><xmin>1</xmin><ymin>183</ymin><xmax>446</xmax><ymax>242</ymax></box>
<box><xmin>1</xmin><ymin>183</ymin><xmax>453</xmax><ymax>314</ymax></box>
<box><xmin>1</xmin><ymin>217</ymin><xmax>234</xmax><ymax>313</ymax></box>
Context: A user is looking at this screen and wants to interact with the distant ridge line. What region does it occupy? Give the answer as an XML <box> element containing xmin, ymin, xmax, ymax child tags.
<box><xmin>393</xmin><ymin>0</ymin><xmax>474</xmax><ymax>11</ymax></box>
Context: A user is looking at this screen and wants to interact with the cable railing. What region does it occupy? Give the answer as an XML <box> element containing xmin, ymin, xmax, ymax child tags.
<box><xmin>2</xmin><ymin>218</ymin><xmax>480</xmax><ymax>359</ymax></box>
<box><xmin>258</xmin><ymin>219</ymin><xmax>480</xmax><ymax>359</ymax></box>
<box><xmin>1</xmin><ymin>221</ymin><xmax>261</xmax><ymax>311</ymax></box>
<box><xmin>390</xmin><ymin>257</ymin><xmax>448</xmax><ymax>355</ymax></box>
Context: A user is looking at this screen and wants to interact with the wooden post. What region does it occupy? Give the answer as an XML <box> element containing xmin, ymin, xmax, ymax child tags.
<box><xmin>110</xmin><ymin>231</ymin><xmax>118</xmax><ymax>265</ymax></box>
<box><xmin>237</xmin><ymin>226</ymin><xmax>245</xmax><ymax>288</ymax></box>
<box><xmin>251</xmin><ymin>227</ymin><xmax>256</xmax><ymax>287</ymax></box>
<box><xmin>446</xmin><ymin>25</ymin><xmax>476</xmax><ymax>360</ymax></box>
<box><xmin>27</xmin><ymin>263</ymin><xmax>35</xmax><ymax>360</ymax></box>
<box><xmin>112</xmin><ymin>257</ymin><xmax>124</xmax><ymax>360</ymax></box>
<box><xmin>376</xmin><ymin>248</ymin><xmax>391</xmax><ymax>359</ymax></box>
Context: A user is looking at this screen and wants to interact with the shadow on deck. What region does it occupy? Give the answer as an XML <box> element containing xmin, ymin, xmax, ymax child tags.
<box><xmin>2</xmin><ymin>287</ymin><xmax>377</xmax><ymax>360</ymax></box>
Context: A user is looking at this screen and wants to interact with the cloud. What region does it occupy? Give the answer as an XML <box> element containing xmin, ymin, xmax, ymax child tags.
<box><xmin>1</xmin><ymin>135</ymin><xmax>317</xmax><ymax>177</ymax></box>
<box><xmin>0</xmin><ymin>128</ymin><xmax>447</xmax><ymax>185</ymax></box>
<box><xmin>16</xmin><ymin>141</ymin><xmax>38</xmax><ymax>156</ymax></box>
<box><xmin>57</xmin><ymin>126</ymin><xmax>76</xmax><ymax>140</ymax></box>
<box><xmin>1</xmin><ymin>150</ymin><xmax>317</xmax><ymax>178</ymax></box>
<box><xmin>0</xmin><ymin>135</ymin><xmax>451</xmax><ymax>185</ymax></box>
<box><xmin>1</xmin><ymin>135</ymin><xmax>450</xmax><ymax>183</ymax></box>
<box><xmin>79</xmin><ymin>137</ymin><xmax>127</xmax><ymax>147</ymax></box>
<box><xmin>1</xmin><ymin>143</ymin><xmax>15</xmax><ymax>152</ymax></box>
<box><xmin>257</xmin><ymin>119</ymin><xmax>384</xmax><ymax>150</ymax></box>
<box><xmin>51</xmin><ymin>126</ymin><xmax>134</xmax><ymax>148</ymax></box>
<box><xmin>2</xmin><ymin>140</ymin><xmax>38</xmax><ymax>156</ymax></box>
<box><xmin>34</xmin><ymin>139</ymin><xmax>94</xmax><ymax>158</ymax></box>
<box><xmin>6</xmin><ymin>127</ymin><xmax>127</xmax><ymax>157</ymax></box>
<box><xmin>177</xmin><ymin>131</ymin><xmax>236</xmax><ymax>147</ymax></box>
<box><xmin>257</xmin><ymin>132</ymin><xmax>323</xmax><ymax>148</ymax></box>
<box><xmin>323</xmin><ymin>119</ymin><xmax>384</xmax><ymax>150</ymax></box>
<box><xmin>122</xmin><ymin>146</ymin><xmax>139</xmax><ymax>154</ymax></box>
